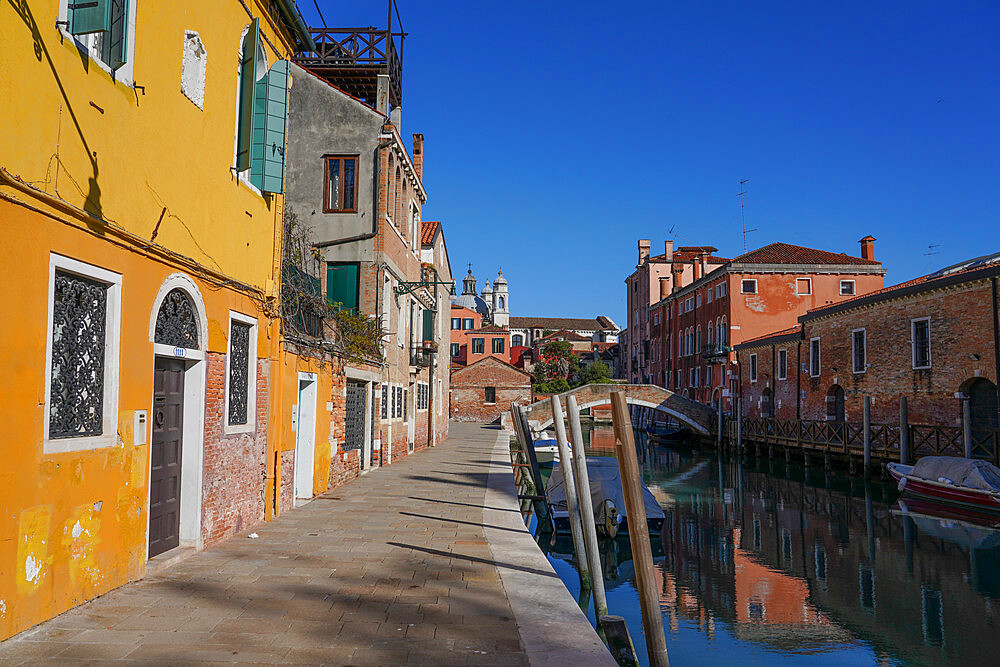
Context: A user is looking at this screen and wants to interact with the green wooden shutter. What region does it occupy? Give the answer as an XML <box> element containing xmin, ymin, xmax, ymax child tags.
<box><xmin>249</xmin><ymin>73</ymin><xmax>268</xmax><ymax>189</ymax></box>
<box><xmin>422</xmin><ymin>310</ymin><xmax>434</xmax><ymax>343</ymax></box>
<box><xmin>260</xmin><ymin>60</ymin><xmax>289</xmax><ymax>193</ymax></box>
<box><xmin>69</xmin><ymin>0</ymin><xmax>110</xmax><ymax>35</ymax></box>
<box><xmin>327</xmin><ymin>263</ymin><xmax>359</xmax><ymax>313</ymax></box>
<box><xmin>235</xmin><ymin>19</ymin><xmax>260</xmax><ymax>172</ymax></box>
<box><xmin>106</xmin><ymin>0</ymin><xmax>128</xmax><ymax>70</ymax></box>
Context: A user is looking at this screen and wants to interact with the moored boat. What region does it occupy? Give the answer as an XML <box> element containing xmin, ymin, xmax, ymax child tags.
<box><xmin>547</xmin><ymin>457</ymin><xmax>666</xmax><ymax>538</ymax></box>
<box><xmin>887</xmin><ymin>456</ymin><xmax>1000</xmax><ymax>513</ymax></box>
<box><xmin>532</xmin><ymin>438</ymin><xmax>560</xmax><ymax>466</ymax></box>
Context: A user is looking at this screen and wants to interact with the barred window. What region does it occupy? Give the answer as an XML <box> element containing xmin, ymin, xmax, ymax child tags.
<box><xmin>228</xmin><ymin>321</ymin><xmax>251</xmax><ymax>425</ymax></box>
<box><xmin>485</xmin><ymin>386</ymin><xmax>496</xmax><ymax>404</ymax></box>
<box><xmin>381</xmin><ymin>383</ymin><xmax>388</xmax><ymax>419</ymax></box>
<box><xmin>912</xmin><ymin>318</ymin><xmax>931</xmax><ymax>369</ymax></box>
<box><xmin>810</xmin><ymin>338</ymin><xmax>821</xmax><ymax>377</ymax></box>
<box><xmin>403</xmin><ymin>389</ymin><xmax>408</xmax><ymax>422</ymax></box>
<box><xmin>852</xmin><ymin>329</ymin><xmax>867</xmax><ymax>373</ymax></box>
<box><xmin>749</xmin><ymin>354</ymin><xmax>758</xmax><ymax>383</ymax></box>
<box><xmin>49</xmin><ymin>271</ymin><xmax>109</xmax><ymax>439</ymax></box>
<box><xmin>777</xmin><ymin>349</ymin><xmax>787</xmax><ymax>380</ymax></box>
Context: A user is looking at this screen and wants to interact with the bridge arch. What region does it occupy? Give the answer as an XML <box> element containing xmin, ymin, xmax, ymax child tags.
<box><xmin>521</xmin><ymin>383</ymin><xmax>715</xmax><ymax>437</ymax></box>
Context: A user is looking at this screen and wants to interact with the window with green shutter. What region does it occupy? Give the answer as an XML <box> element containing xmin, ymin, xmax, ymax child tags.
<box><xmin>235</xmin><ymin>19</ymin><xmax>289</xmax><ymax>193</ymax></box>
<box><xmin>421</xmin><ymin>310</ymin><xmax>434</xmax><ymax>343</ymax></box>
<box><xmin>69</xmin><ymin>0</ymin><xmax>110</xmax><ymax>35</ymax></box>
<box><xmin>67</xmin><ymin>0</ymin><xmax>129</xmax><ymax>71</ymax></box>
<box><xmin>327</xmin><ymin>263</ymin><xmax>359</xmax><ymax>313</ymax></box>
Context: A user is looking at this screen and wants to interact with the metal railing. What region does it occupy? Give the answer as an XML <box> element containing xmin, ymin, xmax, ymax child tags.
<box><xmin>700</xmin><ymin>344</ymin><xmax>731</xmax><ymax>362</ymax></box>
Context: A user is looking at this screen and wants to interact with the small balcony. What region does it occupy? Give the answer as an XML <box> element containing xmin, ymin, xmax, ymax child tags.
<box><xmin>701</xmin><ymin>344</ymin><xmax>731</xmax><ymax>363</ymax></box>
<box><xmin>410</xmin><ymin>345</ymin><xmax>433</xmax><ymax>367</ymax></box>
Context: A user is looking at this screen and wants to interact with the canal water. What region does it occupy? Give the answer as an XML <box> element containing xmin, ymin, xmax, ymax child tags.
<box><xmin>529</xmin><ymin>423</ymin><xmax>1000</xmax><ymax>666</ymax></box>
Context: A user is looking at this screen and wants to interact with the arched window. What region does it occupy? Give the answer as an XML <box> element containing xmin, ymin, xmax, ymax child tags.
<box><xmin>154</xmin><ymin>289</ymin><xmax>200</xmax><ymax>349</ymax></box>
<box><xmin>512</xmin><ymin>334</ymin><xmax>523</xmax><ymax>347</ymax></box>
<box><xmin>707</xmin><ymin>325</ymin><xmax>713</xmax><ymax>346</ymax></box>
<box><xmin>387</xmin><ymin>157</ymin><xmax>395</xmax><ymax>220</ymax></box>
<box><xmin>394</xmin><ymin>167</ymin><xmax>403</xmax><ymax>231</ymax></box>
<box><xmin>696</xmin><ymin>326</ymin><xmax>702</xmax><ymax>352</ymax></box>
<box><xmin>498</xmin><ymin>296</ymin><xmax>505</xmax><ymax>309</ymax></box>
<box><xmin>721</xmin><ymin>317</ymin><xmax>728</xmax><ymax>345</ymax></box>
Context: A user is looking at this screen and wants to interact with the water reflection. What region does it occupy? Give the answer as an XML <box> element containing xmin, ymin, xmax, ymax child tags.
<box><xmin>534</xmin><ymin>425</ymin><xmax>1000</xmax><ymax>665</ymax></box>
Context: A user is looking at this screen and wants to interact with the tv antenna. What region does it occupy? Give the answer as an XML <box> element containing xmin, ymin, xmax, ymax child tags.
<box><xmin>737</xmin><ymin>179</ymin><xmax>756</xmax><ymax>253</ymax></box>
<box><xmin>925</xmin><ymin>244</ymin><xmax>941</xmax><ymax>272</ymax></box>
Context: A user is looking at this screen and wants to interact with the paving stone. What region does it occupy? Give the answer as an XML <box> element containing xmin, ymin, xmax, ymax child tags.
<box><xmin>0</xmin><ymin>424</ymin><xmax>531</xmax><ymax>664</ymax></box>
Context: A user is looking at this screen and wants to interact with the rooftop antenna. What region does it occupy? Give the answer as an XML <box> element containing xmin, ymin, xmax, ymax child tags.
<box><xmin>925</xmin><ymin>244</ymin><xmax>941</xmax><ymax>272</ymax></box>
<box><xmin>737</xmin><ymin>179</ymin><xmax>756</xmax><ymax>253</ymax></box>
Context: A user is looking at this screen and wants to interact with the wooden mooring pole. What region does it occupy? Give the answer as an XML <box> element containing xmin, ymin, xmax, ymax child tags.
<box><xmin>610</xmin><ymin>391</ymin><xmax>670</xmax><ymax>667</ymax></box>
<box><xmin>863</xmin><ymin>396</ymin><xmax>872</xmax><ymax>474</ymax></box>
<box><xmin>566</xmin><ymin>394</ymin><xmax>608</xmax><ymax>618</ymax></box>
<box><xmin>899</xmin><ymin>396</ymin><xmax>910</xmax><ymax>465</ymax></box>
<box><xmin>963</xmin><ymin>397</ymin><xmax>973</xmax><ymax>459</ymax></box>
<box><xmin>736</xmin><ymin>397</ymin><xmax>743</xmax><ymax>454</ymax></box>
<box><xmin>716</xmin><ymin>397</ymin><xmax>723</xmax><ymax>447</ymax></box>
<box><xmin>551</xmin><ymin>395</ymin><xmax>590</xmax><ymax>583</ymax></box>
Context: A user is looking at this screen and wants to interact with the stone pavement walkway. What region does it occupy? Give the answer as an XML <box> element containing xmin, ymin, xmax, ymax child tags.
<box><xmin>0</xmin><ymin>423</ymin><xmax>610</xmax><ymax>665</ymax></box>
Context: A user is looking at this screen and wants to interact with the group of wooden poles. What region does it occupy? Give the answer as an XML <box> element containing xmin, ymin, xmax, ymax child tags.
<box><xmin>510</xmin><ymin>391</ymin><xmax>670</xmax><ymax>667</ymax></box>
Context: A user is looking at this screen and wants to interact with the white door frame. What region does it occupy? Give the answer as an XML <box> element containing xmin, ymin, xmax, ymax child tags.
<box><xmin>146</xmin><ymin>274</ymin><xmax>209</xmax><ymax>556</ymax></box>
<box><xmin>294</xmin><ymin>372</ymin><xmax>318</xmax><ymax>500</ymax></box>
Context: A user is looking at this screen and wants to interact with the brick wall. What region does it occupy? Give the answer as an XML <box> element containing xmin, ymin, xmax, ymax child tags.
<box><xmin>801</xmin><ymin>279</ymin><xmax>997</xmax><ymax>425</ymax></box>
<box><xmin>201</xmin><ymin>354</ymin><xmax>268</xmax><ymax>547</ymax></box>
<box><xmin>280</xmin><ymin>450</ymin><xmax>295</xmax><ymax>512</ymax></box>
<box><xmin>736</xmin><ymin>276</ymin><xmax>1000</xmax><ymax>428</ymax></box>
<box><xmin>451</xmin><ymin>357</ymin><xmax>532</xmax><ymax>423</ymax></box>
<box><xmin>329</xmin><ymin>448</ymin><xmax>361</xmax><ymax>489</ymax></box>
<box><xmin>738</xmin><ymin>339</ymin><xmax>801</xmax><ymax>420</ymax></box>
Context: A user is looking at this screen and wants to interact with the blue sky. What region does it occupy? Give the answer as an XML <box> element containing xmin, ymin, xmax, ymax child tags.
<box><xmin>302</xmin><ymin>1</ymin><xmax>999</xmax><ymax>326</ymax></box>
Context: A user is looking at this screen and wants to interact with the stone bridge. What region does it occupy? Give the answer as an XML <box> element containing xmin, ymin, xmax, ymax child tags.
<box><xmin>521</xmin><ymin>384</ymin><xmax>716</xmax><ymax>437</ymax></box>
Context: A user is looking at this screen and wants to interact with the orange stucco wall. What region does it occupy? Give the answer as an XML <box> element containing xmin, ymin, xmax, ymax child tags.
<box><xmin>0</xmin><ymin>200</ymin><xmax>275</xmax><ymax>639</ymax></box>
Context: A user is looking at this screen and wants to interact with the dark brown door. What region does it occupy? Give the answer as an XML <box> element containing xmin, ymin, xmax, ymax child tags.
<box><xmin>149</xmin><ymin>358</ymin><xmax>184</xmax><ymax>557</ymax></box>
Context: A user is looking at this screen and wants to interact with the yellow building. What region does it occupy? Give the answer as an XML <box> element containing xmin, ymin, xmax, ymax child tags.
<box><xmin>0</xmin><ymin>0</ymin><xmax>314</xmax><ymax>639</ymax></box>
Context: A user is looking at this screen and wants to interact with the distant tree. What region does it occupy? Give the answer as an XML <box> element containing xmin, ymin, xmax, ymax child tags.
<box><xmin>575</xmin><ymin>360</ymin><xmax>613</xmax><ymax>387</ymax></box>
<box><xmin>532</xmin><ymin>341</ymin><xmax>579</xmax><ymax>392</ymax></box>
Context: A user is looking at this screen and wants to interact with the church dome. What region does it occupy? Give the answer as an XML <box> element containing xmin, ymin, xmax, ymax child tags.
<box><xmin>452</xmin><ymin>293</ymin><xmax>492</xmax><ymax>316</ymax></box>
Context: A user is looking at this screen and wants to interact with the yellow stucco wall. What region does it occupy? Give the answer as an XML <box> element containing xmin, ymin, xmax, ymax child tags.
<box><xmin>0</xmin><ymin>0</ymin><xmax>299</xmax><ymax>640</ymax></box>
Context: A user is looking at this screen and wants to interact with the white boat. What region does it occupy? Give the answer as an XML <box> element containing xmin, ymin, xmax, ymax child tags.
<box><xmin>532</xmin><ymin>438</ymin><xmax>560</xmax><ymax>465</ymax></box>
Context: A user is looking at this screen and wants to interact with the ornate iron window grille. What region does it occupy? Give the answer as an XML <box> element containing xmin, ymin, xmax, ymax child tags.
<box><xmin>49</xmin><ymin>271</ymin><xmax>108</xmax><ymax>439</ymax></box>
<box><xmin>228</xmin><ymin>321</ymin><xmax>251</xmax><ymax>425</ymax></box>
<box><xmin>154</xmin><ymin>289</ymin><xmax>200</xmax><ymax>349</ymax></box>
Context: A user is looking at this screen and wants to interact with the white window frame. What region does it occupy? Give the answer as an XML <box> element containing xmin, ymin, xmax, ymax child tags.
<box><xmin>911</xmin><ymin>317</ymin><xmax>932</xmax><ymax>369</ymax></box>
<box><xmin>749</xmin><ymin>353</ymin><xmax>758</xmax><ymax>383</ymax></box>
<box><xmin>777</xmin><ymin>349</ymin><xmax>787</xmax><ymax>381</ymax></box>
<box><xmin>450</xmin><ymin>342</ymin><xmax>460</xmax><ymax>357</ymax></box>
<box><xmin>43</xmin><ymin>254</ymin><xmax>123</xmax><ymax>454</ymax></box>
<box><xmin>840</xmin><ymin>280</ymin><xmax>856</xmax><ymax>296</ymax></box>
<box><xmin>224</xmin><ymin>310</ymin><xmax>259</xmax><ymax>435</ymax></box>
<box><xmin>231</xmin><ymin>23</ymin><xmax>269</xmax><ymax>196</ymax></box>
<box><xmin>796</xmin><ymin>277</ymin><xmax>813</xmax><ymax>295</ymax></box>
<box><xmin>57</xmin><ymin>0</ymin><xmax>139</xmax><ymax>87</ymax></box>
<box><xmin>809</xmin><ymin>337</ymin><xmax>821</xmax><ymax>378</ymax></box>
<box><xmin>742</xmin><ymin>279</ymin><xmax>758</xmax><ymax>294</ymax></box>
<box><xmin>852</xmin><ymin>328</ymin><xmax>867</xmax><ymax>374</ymax></box>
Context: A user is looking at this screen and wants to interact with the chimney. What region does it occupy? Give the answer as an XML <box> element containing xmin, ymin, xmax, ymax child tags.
<box><xmin>659</xmin><ymin>277</ymin><xmax>671</xmax><ymax>300</ymax></box>
<box><xmin>860</xmin><ymin>235</ymin><xmax>876</xmax><ymax>261</ymax></box>
<box><xmin>376</xmin><ymin>74</ymin><xmax>390</xmax><ymax>115</ymax></box>
<box><xmin>638</xmin><ymin>239</ymin><xmax>651</xmax><ymax>264</ymax></box>
<box><xmin>700</xmin><ymin>254</ymin><xmax>708</xmax><ymax>276</ymax></box>
<box><xmin>412</xmin><ymin>133</ymin><xmax>424</xmax><ymax>182</ymax></box>
<box><xmin>390</xmin><ymin>106</ymin><xmax>402</xmax><ymax>134</ymax></box>
<box><xmin>664</xmin><ymin>240</ymin><xmax>674</xmax><ymax>262</ymax></box>
<box><xmin>671</xmin><ymin>263</ymin><xmax>684</xmax><ymax>293</ymax></box>
<box><xmin>692</xmin><ymin>259</ymin><xmax>702</xmax><ymax>280</ymax></box>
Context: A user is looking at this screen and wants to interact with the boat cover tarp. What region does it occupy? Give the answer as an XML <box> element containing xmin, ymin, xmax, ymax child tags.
<box><xmin>911</xmin><ymin>456</ymin><xmax>1000</xmax><ymax>493</ymax></box>
<box><xmin>547</xmin><ymin>457</ymin><xmax>665</xmax><ymax>525</ymax></box>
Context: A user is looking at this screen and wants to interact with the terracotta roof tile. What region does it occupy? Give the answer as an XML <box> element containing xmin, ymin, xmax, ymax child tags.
<box><xmin>509</xmin><ymin>316</ymin><xmax>617</xmax><ymax>331</ymax></box>
<box><xmin>420</xmin><ymin>220</ymin><xmax>440</xmax><ymax>246</ymax></box>
<box><xmin>732</xmin><ymin>242</ymin><xmax>881</xmax><ymax>266</ymax></box>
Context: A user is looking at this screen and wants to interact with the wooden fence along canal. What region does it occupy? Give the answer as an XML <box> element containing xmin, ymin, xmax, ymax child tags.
<box><xmin>633</xmin><ymin>395</ymin><xmax>1000</xmax><ymax>476</ymax></box>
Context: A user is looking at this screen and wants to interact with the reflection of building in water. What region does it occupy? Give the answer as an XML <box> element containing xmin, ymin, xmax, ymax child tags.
<box><xmin>650</xmin><ymin>454</ymin><xmax>1000</xmax><ymax>664</ymax></box>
